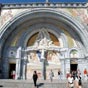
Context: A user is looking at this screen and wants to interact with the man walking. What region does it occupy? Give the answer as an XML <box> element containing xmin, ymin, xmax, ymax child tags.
<box><xmin>33</xmin><ymin>71</ymin><xmax>38</xmax><ymax>87</ymax></box>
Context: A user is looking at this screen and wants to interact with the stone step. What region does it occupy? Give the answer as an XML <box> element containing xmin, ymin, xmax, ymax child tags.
<box><xmin>0</xmin><ymin>80</ymin><xmax>87</xmax><ymax>88</ymax></box>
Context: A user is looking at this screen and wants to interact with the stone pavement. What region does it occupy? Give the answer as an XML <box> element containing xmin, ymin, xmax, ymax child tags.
<box><xmin>0</xmin><ymin>79</ymin><xmax>88</xmax><ymax>88</ymax></box>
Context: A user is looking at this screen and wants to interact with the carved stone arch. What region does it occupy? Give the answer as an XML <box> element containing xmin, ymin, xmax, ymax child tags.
<box><xmin>17</xmin><ymin>23</ymin><xmax>67</xmax><ymax>48</ymax></box>
<box><xmin>66</xmin><ymin>48</ymin><xmax>79</xmax><ymax>66</ymax></box>
<box><xmin>0</xmin><ymin>9</ymin><xmax>88</xmax><ymax>58</ymax></box>
<box><xmin>0</xmin><ymin>8</ymin><xmax>88</xmax><ymax>79</ymax></box>
<box><xmin>69</xmin><ymin>48</ymin><xmax>80</xmax><ymax>59</ymax></box>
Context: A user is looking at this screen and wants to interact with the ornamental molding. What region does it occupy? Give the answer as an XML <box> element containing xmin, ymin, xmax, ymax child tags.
<box><xmin>0</xmin><ymin>2</ymin><xmax>88</xmax><ymax>9</ymax></box>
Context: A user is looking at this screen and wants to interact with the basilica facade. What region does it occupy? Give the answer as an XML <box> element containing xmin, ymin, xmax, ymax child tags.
<box><xmin>0</xmin><ymin>2</ymin><xmax>88</xmax><ymax>79</ymax></box>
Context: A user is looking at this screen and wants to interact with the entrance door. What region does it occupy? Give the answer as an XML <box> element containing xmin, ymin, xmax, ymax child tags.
<box><xmin>70</xmin><ymin>64</ymin><xmax>78</xmax><ymax>73</ymax></box>
<box><xmin>9</xmin><ymin>64</ymin><xmax>16</xmax><ymax>79</ymax></box>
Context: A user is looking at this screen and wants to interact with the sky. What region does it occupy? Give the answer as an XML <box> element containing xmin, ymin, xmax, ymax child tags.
<box><xmin>0</xmin><ymin>0</ymin><xmax>87</xmax><ymax>4</ymax></box>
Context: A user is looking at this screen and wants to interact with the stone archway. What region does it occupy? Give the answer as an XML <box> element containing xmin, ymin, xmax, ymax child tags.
<box><xmin>0</xmin><ymin>9</ymin><xmax>88</xmax><ymax>79</ymax></box>
<box><xmin>70</xmin><ymin>49</ymin><xmax>79</xmax><ymax>73</ymax></box>
<box><xmin>23</xmin><ymin>28</ymin><xmax>62</xmax><ymax>80</ymax></box>
<box><xmin>1</xmin><ymin>9</ymin><xmax>88</xmax><ymax>51</ymax></box>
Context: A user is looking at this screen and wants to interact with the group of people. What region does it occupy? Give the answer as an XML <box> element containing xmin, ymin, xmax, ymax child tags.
<box><xmin>32</xmin><ymin>70</ymin><xmax>62</xmax><ymax>87</ymax></box>
<box><xmin>49</xmin><ymin>69</ymin><xmax>62</xmax><ymax>82</ymax></box>
<box><xmin>32</xmin><ymin>69</ymin><xmax>84</xmax><ymax>88</ymax></box>
<box><xmin>67</xmin><ymin>71</ymin><xmax>82</xmax><ymax>88</ymax></box>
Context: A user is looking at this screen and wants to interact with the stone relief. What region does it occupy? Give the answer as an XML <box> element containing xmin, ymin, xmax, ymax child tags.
<box><xmin>0</xmin><ymin>9</ymin><xmax>29</xmax><ymax>28</ymax></box>
<box><xmin>26</xmin><ymin>29</ymin><xmax>61</xmax><ymax>79</ymax></box>
<box><xmin>67</xmin><ymin>9</ymin><xmax>88</xmax><ymax>25</ymax></box>
<box><xmin>0</xmin><ymin>10</ymin><xmax>13</xmax><ymax>27</ymax></box>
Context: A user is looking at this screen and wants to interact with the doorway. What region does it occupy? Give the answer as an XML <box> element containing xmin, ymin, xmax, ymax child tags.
<box><xmin>70</xmin><ymin>64</ymin><xmax>78</xmax><ymax>73</ymax></box>
<box><xmin>9</xmin><ymin>64</ymin><xmax>16</xmax><ymax>79</ymax></box>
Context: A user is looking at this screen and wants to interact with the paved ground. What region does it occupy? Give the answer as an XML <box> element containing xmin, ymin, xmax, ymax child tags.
<box><xmin>0</xmin><ymin>79</ymin><xmax>88</xmax><ymax>88</ymax></box>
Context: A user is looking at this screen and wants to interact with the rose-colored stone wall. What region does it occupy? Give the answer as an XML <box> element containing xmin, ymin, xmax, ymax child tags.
<box><xmin>0</xmin><ymin>8</ymin><xmax>88</xmax><ymax>29</ymax></box>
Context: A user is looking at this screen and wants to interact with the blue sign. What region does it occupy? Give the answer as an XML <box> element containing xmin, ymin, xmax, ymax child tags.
<box><xmin>0</xmin><ymin>0</ymin><xmax>87</xmax><ymax>3</ymax></box>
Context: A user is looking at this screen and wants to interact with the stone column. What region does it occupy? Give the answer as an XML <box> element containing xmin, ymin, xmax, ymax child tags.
<box><xmin>2</xmin><ymin>57</ymin><xmax>9</xmax><ymax>79</ymax></box>
<box><xmin>65</xmin><ymin>59</ymin><xmax>70</xmax><ymax>77</ymax></box>
<box><xmin>60</xmin><ymin>58</ymin><xmax>70</xmax><ymax>79</ymax></box>
<box><xmin>60</xmin><ymin>59</ymin><xmax>66</xmax><ymax>79</ymax></box>
<box><xmin>22</xmin><ymin>55</ymin><xmax>27</xmax><ymax>79</ymax></box>
<box><xmin>15</xmin><ymin>58</ymin><xmax>21</xmax><ymax>79</ymax></box>
<box><xmin>15</xmin><ymin>47</ymin><xmax>22</xmax><ymax>79</ymax></box>
<box><xmin>41</xmin><ymin>49</ymin><xmax>46</xmax><ymax>80</ymax></box>
<box><xmin>59</xmin><ymin>49</ymin><xmax>67</xmax><ymax>79</ymax></box>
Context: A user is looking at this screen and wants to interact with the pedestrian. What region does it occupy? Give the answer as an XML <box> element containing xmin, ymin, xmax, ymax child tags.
<box><xmin>49</xmin><ymin>69</ymin><xmax>54</xmax><ymax>82</ymax></box>
<box><xmin>66</xmin><ymin>69</ymin><xmax>70</xmax><ymax>79</ymax></box>
<box><xmin>72</xmin><ymin>71</ymin><xmax>77</xmax><ymax>80</ymax></box>
<box><xmin>33</xmin><ymin>71</ymin><xmax>38</xmax><ymax>87</ymax></box>
<box><xmin>11</xmin><ymin>70</ymin><xmax>16</xmax><ymax>79</ymax></box>
<box><xmin>58</xmin><ymin>70</ymin><xmax>61</xmax><ymax>80</ymax></box>
<box><xmin>77</xmin><ymin>69</ymin><xmax>81</xmax><ymax>76</ymax></box>
<box><xmin>74</xmin><ymin>76</ymin><xmax>79</xmax><ymax>88</ymax></box>
<box><xmin>84</xmin><ymin>68</ymin><xmax>87</xmax><ymax>80</ymax></box>
<box><xmin>67</xmin><ymin>74</ymin><xmax>74</xmax><ymax>88</ymax></box>
<box><xmin>87</xmin><ymin>70</ymin><xmax>88</xmax><ymax>81</ymax></box>
<box><xmin>78</xmin><ymin>75</ymin><xmax>82</xmax><ymax>88</ymax></box>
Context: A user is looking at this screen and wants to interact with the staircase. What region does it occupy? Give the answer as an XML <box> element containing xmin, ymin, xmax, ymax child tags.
<box><xmin>0</xmin><ymin>79</ymin><xmax>87</xmax><ymax>88</ymax></box>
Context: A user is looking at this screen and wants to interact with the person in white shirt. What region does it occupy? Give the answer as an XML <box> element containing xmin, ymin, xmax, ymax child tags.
<box><xmin>74</xmin><ymin>76</ymin><xmax>79</xmax><ymax>88</ymax></box>
<box><xmin>67</xmin><ymin>74</ymin><xmax>74</xmax><ymax>88</ymax></box>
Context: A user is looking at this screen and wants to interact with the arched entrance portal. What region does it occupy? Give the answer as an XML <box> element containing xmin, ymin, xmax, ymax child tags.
<box><xmin>70</xmin><ymin>50</ymin><xmax>79</xmax><ymax>73</ymax></box>
<box><xmin>0</xmin><ymin>9</ymin><xmax>87</xmax><ymax>79</ymax></box>
<box><xmin>25</xmin><ymin>29</ymin><xmax>61</xmax><ymax>79</ymax></box>
<box><xmin>70</xmin><ymin>59</ymin><xmax>78</xmax><ymax>73</ymax></box>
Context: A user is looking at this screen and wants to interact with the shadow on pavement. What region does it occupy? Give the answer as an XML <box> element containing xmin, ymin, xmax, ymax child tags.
<box><xmin>37</xmin><ymin>83</ymin><xmax>44</xmax><ymax>88</ymax></box>
<box><xmin>0</xmin><ymin>85</ymin><xmax>3</xmax><ymax>87</ymax></box>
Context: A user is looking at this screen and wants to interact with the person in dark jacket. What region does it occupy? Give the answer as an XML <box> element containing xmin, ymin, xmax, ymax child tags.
<box><xmin>33</xmin><ymin>71</ymin><xmax>38</xmax><ymax>87</ymax></box>
<box><xmin>78</xmin><ymin>75</ymin><xmax>82</xmax><ymax>88</ymax></box>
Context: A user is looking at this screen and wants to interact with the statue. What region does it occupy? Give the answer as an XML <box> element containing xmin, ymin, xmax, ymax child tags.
<box><xmin>41</xmin><ymin>49</ymin><xmax>45</xmax><ymax>59</ymax></box>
